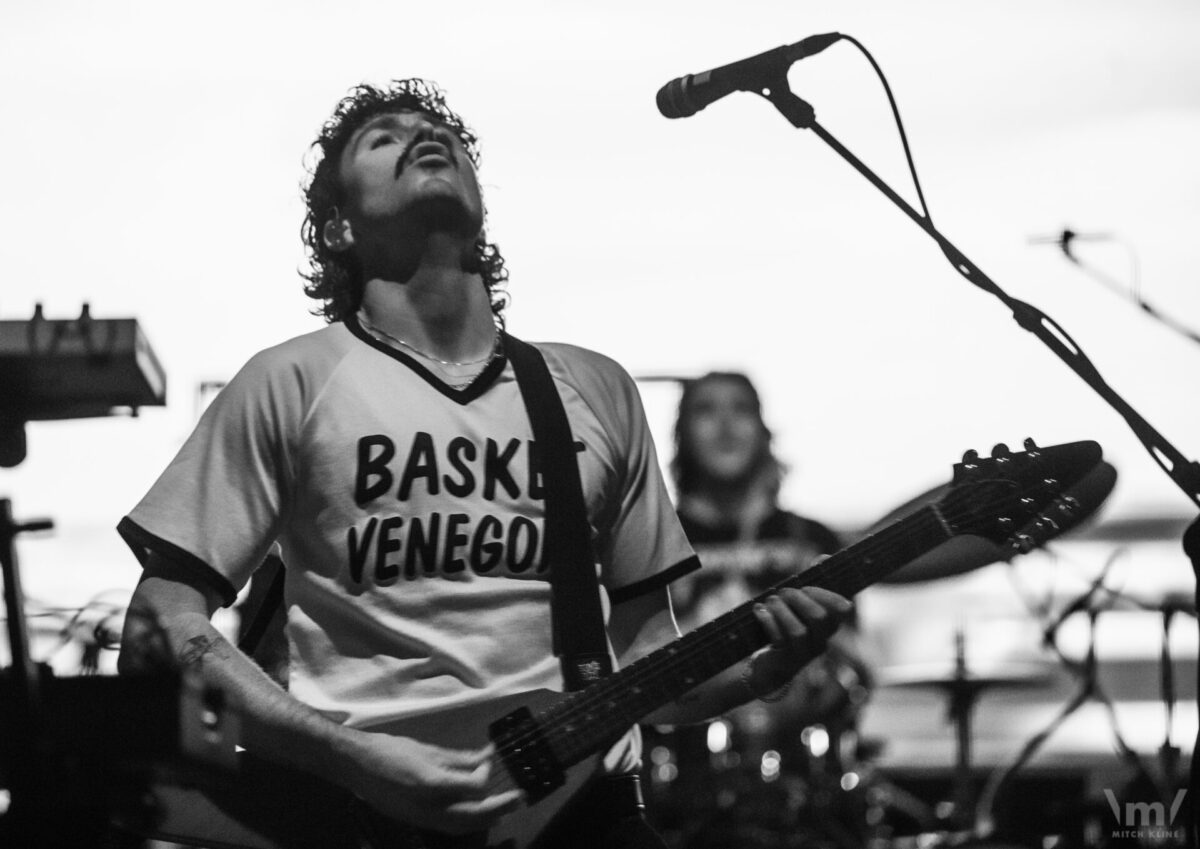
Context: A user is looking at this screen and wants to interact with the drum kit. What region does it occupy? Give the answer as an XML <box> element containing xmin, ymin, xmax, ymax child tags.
<box><xmin>641</xmin><ymin>461</ymin><xmax>1170</xmax><ymax>849</ymax></box>
<box><xmin>643</xmin><ymin>633</ymin><xmax>873</xmax><ymax>849</ymax></box>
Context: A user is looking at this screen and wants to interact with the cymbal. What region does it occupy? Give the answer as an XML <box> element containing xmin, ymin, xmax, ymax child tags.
<box><xmin>1074</xmin><ymin>514</ymin><xmax>1194</xmax><ymax>542</ymax></box>
<box><xmin>863</xmin><ymin>460</ymin><xmax>1117</xmax><ymax>585</ymax></box>
<box><xmin>878</xmin><ymin>662</ymin><xmax>1056</xmax><ymax>693</ymax></box>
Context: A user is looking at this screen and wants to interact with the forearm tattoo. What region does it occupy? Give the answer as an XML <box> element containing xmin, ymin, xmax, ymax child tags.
<box><xmin>178</xmin><ymin>634</ymin><xmax>233</xmax><ymax>667</ymax></box>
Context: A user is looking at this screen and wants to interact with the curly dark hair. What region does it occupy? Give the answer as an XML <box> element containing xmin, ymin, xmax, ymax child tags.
<box><xmin>671</xmin><ymin>371</ymin><xmax>784</xmax><ymax>496</ymax></box>
<box><xmin>300</xmin><ymin>79</ymin><xmax>509</xmax><ymax>323</ymax></box>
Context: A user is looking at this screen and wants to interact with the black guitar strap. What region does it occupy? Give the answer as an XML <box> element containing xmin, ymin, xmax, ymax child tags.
<box><xmin>236</xmin><ymin>552</ymin><xmax>285</xmax><ymax>657</ymax></box>
<box><xmin>504</xmin><ymin>333</ymin><xmax>613</xmax><ymax>691</ymax></box>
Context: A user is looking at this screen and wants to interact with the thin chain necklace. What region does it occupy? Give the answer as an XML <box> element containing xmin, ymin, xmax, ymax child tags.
<box><xmin>357</xmin><ymin>308</ymin><xmax>501</xmax><ymax>388</ymax></box>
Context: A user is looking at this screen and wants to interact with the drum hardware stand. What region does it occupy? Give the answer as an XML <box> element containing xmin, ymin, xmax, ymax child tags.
<box><xmin>1187</xmin><ymin>522</ymin><xmax>1200</xmax><ymax>846</ymax></box>
<box><xmin>945</xmin><ymin>628</ymin><xmax>978</xmax><ymax>831</ymax></box>
<box><xmin>1159</xmin><ymin>600</ymin><xmax>1187</xmax><ymax>793</ymax></box>
<box><xmin>737</xmin><ymin>53</ymin><xmax>1200</xmax><ymax>843</ymax></box>
<box><xmin>1</xmin><ymin>503</ymin><xmax>234</xmax><ymax>847</ymax></box>
<box><xmin>0</xmin><ymin>497</ymin><xmax>75</xmax><ymax>847</ymax></box>
<box><xmin>1</xmin><ymin>499</ymin><xmax>51</xmax><ymax>743</ymax></box>
<box><xmin>971</xmin><ymin>607</ymin><xmax>1104</xmax><ymax>842</ymax></box>
<box><xmin>2</xmin><ymin>498</ymin><xmax>155</xmax><ymax>847</ymax></box>
<box><xmin>907</xmin><ymin>627</ymin><xmax>1014</xmax><ymax>835</ymax></box>
<box><xmin>969</xmin><ymin>579</ymin><xmax>1194</xmax><ymax>842</ymax></box>
<box><xmin>0</xmin><ymin>323</ymin><xmax>226</xmax><ymax>845</ymax></box>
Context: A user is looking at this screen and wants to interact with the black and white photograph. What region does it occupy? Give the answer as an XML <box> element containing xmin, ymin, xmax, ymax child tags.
<box><xmin>2</xmin><ymin>2</ymin><xmax>1199</xmax><ymax>846</ymax></box>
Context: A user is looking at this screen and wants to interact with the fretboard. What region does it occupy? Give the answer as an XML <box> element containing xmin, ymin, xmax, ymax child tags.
<box><xmin>537</xmin><ymin>504</ymin><xmax>952</xmax><ymax>765</ymax></box>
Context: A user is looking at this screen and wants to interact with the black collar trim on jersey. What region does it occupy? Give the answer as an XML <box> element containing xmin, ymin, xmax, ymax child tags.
<box><xmin>345</xmin><ymin>315</ymin><xmax>508</xmax><ymax>404</ymax></box>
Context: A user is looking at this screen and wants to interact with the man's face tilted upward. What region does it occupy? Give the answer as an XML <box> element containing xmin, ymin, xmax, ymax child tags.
<box><xmin>336</xmin><ymin>109</ymin><xmax>485</xmax><ymax>244</ymax></box>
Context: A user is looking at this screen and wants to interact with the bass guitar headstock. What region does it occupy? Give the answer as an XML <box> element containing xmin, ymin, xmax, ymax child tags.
<box><xmin>937</xmin><ymin>439</ymin><xmax>1110</xmax><ymax>552</ymax></box>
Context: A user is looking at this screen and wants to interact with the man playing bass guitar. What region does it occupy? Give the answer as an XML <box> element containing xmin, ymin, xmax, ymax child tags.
<box><xmin>116</xmin><ymin>79</ymin><xmax>850</xmax><ymax>849</ymax></box>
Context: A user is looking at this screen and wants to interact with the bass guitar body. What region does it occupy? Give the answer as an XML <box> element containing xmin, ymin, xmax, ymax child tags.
<box><xmin>135</xmin><ymin>690</ymin><xmax>605</xmax><ymax>849</ymax></box>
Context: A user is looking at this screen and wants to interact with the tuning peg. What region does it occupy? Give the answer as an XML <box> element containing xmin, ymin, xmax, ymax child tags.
<box><xmin>1023</xmin><ymin>437</ymin><xmax>1039</xmax><ymax>451</ymax></box>
<box><xmin>992</xmin><ymin>443</ymin><xmax>1011</xmax><ymax>461</ymax></box>
<box><xmin>1033</xmin><ymin>515</ymin><xmax>1060</xmax><ymax>533</ymax></box>
<box><xmin>1011</xmin><ymin>533</ymin><xmax>1036</xmax><ymax>554</ymax></box>
<box><xmin>962</xmin><ymin>449</ymin><xmax>980</xmax><ymax>465</ymax></box>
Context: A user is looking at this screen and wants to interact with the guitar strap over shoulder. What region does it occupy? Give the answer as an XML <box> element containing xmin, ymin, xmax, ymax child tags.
<box><xmin>504</xmin><ymin>333</ymin><xmax>613</xmax><ymax>691</ymax></box>
<box><xmin>240</xmin><ymin>335</ymin><xmax>613</xmax><ymax>692</ymax></box>
<box><xmin>237</xmin><ymin>550</ymin><xmax>285</xmax><ymax>657</ymax></box>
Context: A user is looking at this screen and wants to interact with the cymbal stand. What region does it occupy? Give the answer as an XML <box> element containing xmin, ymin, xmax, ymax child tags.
<box><xmin>944</xmin><ymin>627</ymin><xmax>976</xmax><ymax>830</ymax></box>
<box><xmin>971</xmin><ymin>610</ymin><xmax>1101</xmax><ymax>839</ymax></box>
<box><xmin>1160</xmin><ymin>604</ymin><xmax>1182</xmax><ymax>792</ymax></box>
<box><xmin>1187</xmin><ymin>518</ymin><xmax>1200</xmax><ymax>846</ymax></box>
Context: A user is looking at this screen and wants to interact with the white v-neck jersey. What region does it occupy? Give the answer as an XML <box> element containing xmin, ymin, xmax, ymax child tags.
<box><xmin>120</xmin><ymin>317</ymin><xmax>697</xmax><ymax>745</ymax></box>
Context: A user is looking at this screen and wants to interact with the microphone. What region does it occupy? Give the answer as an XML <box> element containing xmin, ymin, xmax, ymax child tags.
<box><xmin>657</xmin><ymin>33</ymin><xmax>843</xmax><ymax>119</ymax></box>
<box><xmin>1028</xmin><ymin>228</ymin><xmax>1112</xmax><ymax>259</ymax></box>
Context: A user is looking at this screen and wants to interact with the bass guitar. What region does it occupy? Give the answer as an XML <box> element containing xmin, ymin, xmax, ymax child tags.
<box><xmin>132</xmin><ymin>438</ymin><xmax>1106</xmax><ymax>849</ymax></box>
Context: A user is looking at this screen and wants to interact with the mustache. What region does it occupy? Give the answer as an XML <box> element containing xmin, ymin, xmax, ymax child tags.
<box><xmin>395</xmin><ymin>137</ymin><xmax>421</xmax><ymax>178</ymax></box>
<box><xmin>394</xmin><ymin>136</ymin><xmax>454</xmax><ymax>179</ymax></box>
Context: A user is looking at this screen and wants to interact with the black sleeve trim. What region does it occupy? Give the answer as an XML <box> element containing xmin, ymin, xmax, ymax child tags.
<box><xmin>117</xmin><ymin>517</ymin><xmax>239</xmax><ymax>608</ymax></box>
<box><xmin>608</xmin><ymin>555</ymin><xmax>701</xmax><ymax>606</ymax></box>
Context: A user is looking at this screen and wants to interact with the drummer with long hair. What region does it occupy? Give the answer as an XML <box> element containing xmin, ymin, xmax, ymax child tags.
<box><xmin>670</xmin><ymin>371</ymin><xmax>842</xmax><ymax>624</ymax></box>
<box><xmin>650</xmin><ymin>371</ymin><xmax>872</xmax><ymax>848</ymax></box>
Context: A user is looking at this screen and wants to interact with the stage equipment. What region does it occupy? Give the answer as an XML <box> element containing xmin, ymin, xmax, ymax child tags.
<box><xmin>656</xmin><ymin>34</ymin><xmax>1200</xmax><ymax>502</ymax></box>
<box><xmin>656</xmin><ymin>33</ymin><xmax>842</xmax><ymax>119</ymax></box>
<box><xmin>0</xmin><ymin>303</ymin><xmax>166</xmax><ymax>466</ymax></box>
<box><xmin>644</xmin><ymin>638</ymin><xmax>873</xmax><ymax>848</ymax></box>
<box><xmin>0</xmin><ymin>496</ymin><xmax>237</xmax><ymax>846</ymax></box>
<box><xmin>635</xmin><ymin>440</ymin><xmax>1108</xmax><ymax>849</ymax></box>
<box><xmin>1032</xmin><ymin>228</ymin><xmax>1200</xmax><ymax>348</ymax></box>
<box><xmin>0</xmin><ymin>311</ymin><xmax>198</xmax><ymax>845</ymax></box>
<box><xmin>659</xmin><ymin>35</ymin><xmax>1200</xmax><ymax>843</ymax></box>
<box><xmin>879</xmin><ymin>632</ymin><xmax>1057</xmax><ymax>832</ymax></box>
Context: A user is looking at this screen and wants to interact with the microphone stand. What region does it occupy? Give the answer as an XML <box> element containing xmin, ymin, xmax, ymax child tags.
<box><xmin>752</xmin><ymin>80</ymin><xmax>1200</xmax><ymax>842</ymax></box>
<box><xmin>1057</xmin><ymin>234</ymin><xmax>1200</xmax><ymax>349</ymax></box>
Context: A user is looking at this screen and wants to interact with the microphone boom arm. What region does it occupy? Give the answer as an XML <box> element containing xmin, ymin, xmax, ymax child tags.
<box><xmin>758</xmin><ymin>84</ymin><xmax>1200</xmax><ymax>510</ymax></box>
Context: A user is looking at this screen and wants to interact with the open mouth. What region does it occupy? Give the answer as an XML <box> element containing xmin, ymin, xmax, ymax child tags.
<box><xmin>396</xmin><ymin>140</ymin><xmax>454</xmax><ymax>177</ymax></box>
